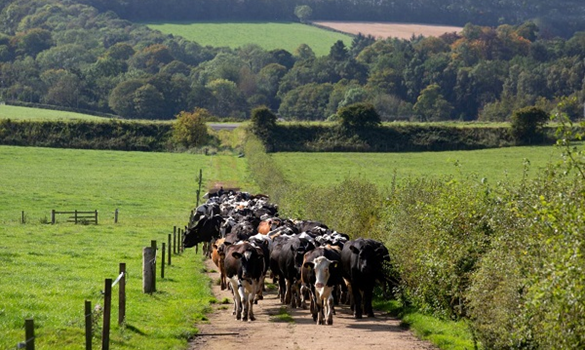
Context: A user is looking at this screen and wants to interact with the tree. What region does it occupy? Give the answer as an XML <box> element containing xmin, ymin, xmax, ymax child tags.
<box><xmin>413</xmin><ymin>84</ymin><xmax>453</xmax><ymax>121</ymax></box>
<box><xmin>510</xmin><ymin>106</ymin><xmax>549</xmax><ymax>144</ymax></box>
<box><xmin>14</xmin><ymin>28</ymin><xmax>53</xmax><ymax>57</ymax></box>
<box><xmin>294</xmin><ymin>5</ymin><xmax>312</xmax><ymax>23</ymax></box>
<box><xmin>337</xmin><ymin>102</ymin><xmax>381</xmax><ymax>129</ymax></box>
<box><xmin>249</xmin><ymin>106</ymin><xmax>277</xmax><ymax>145</ymax></box>
<box><xmin>133</xmin><ymin>83</ymin><xmax>165</xmax><ymax>119</ymax></box>
<box><xmin>329</xmin><ymin>40</ymin><xmax>348</xmax><ymax>61</ymax></box>
<box><xmin>108</xmin><ymin>79</ymin><xmax>143</xmax><ymax>118</ymax></box>
<box><xmin>172</xmin><ymin>108</ymin><xmax>211</xmax><ymax>148</ymax></box>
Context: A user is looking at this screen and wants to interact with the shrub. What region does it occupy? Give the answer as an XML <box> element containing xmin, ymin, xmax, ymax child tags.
<box><xmin>510</xmin><ymin>106</ymin><xmax>549</xmax><ymax>144</ymax></box>
<box><xmin>172</xmin><ymin>108</ymin><xmax>212</xmax><ymax>149</ymax></box>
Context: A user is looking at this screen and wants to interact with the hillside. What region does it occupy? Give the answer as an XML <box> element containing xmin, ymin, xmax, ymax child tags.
<box><xmin>145</xmin><ymin>21</ymin><xmax>353</xmax><ymax>56</ymax></box>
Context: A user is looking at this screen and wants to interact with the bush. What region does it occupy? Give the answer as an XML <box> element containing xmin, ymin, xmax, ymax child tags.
<box><xmin>510</xmin><ymin>106</ymin><xmax>549</xmax><ymax>144</ymax></box>
<box><xmin>172</xmin><ymin>108</ymin><xmax>212</xmax><ymax>149</ymax></box>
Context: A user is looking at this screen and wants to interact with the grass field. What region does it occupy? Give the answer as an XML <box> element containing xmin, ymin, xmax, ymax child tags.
<box><xmin>144</xmin><ymin>21</ymin><xmax>353</xmax><ymax>56</ymax></box>
<box><xmin>0</xmin><ymin>146</ymin><xmax>254</xmax><ymax>350</ymax></box>
<box><xmin>272</xmin><ymin>144</ymin><xmax>565</xmax><ymax>188</ymax></box>
<box><xmin>0</xmin><ymin>142</ymin><xmax>568</xmax><ymax>349</ymax></box>
<box><xmin>0</xmin><ymin>105</ymin><xmax>109</xmax><ymax>121</ymax></box>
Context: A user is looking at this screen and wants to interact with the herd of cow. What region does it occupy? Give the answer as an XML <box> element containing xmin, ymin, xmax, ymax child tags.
<box><xmin>182</xmin><ymin>190</ymin><xmax>392</xmax><ymax>325</ymax></box>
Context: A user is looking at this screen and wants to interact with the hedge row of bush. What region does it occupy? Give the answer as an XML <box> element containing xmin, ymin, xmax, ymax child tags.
<box><xmin>0</xmin><ymin>119</ymin><xmax>173</xmax><ymax>151</ymax></box>
<box><xmin>267</xmin><ymin>123</ymin><xmax>557</xmax><ymax>152</ymax></box>
<box><xmin>244</xmin><ymin>131</ymin><xmax>585</xmax><ymax>349</ymax></box>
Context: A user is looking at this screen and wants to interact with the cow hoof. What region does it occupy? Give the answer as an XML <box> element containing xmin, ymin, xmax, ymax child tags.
<box><xmin>367</xmin><ymin>313</ymin><xmax>375</xmax><ymax>318</ymax></box>
<box><xmin>257</xmin><ymin>295</ymin><xmax>263</xmax><ymax>300</ymax></box>
<box><xmin>327</xmin><ymin>319</ymin><xmax>333</xmax><ymax>325</ymax></box>
<box><xmin>355</xmin><ymin>314</ymin><xmax>363</xmax><ymax>319</ymax></box>
<box><xmin>249</xmin><ymin>316</ymin><xmax>256</xmax><ymax>321</ymax></box>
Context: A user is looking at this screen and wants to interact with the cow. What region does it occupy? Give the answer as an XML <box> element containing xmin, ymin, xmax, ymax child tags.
<box><xmin>303</xmin><ymin>256</ymin><xmax>339</xmax><ymax>325</ymax></box>
<box><xmin>210</xmin><ymin>238</ymin><xmax>227</xmax><ymax>290</ymax></box>
<box><xmin>224</xmin><ymin>242</ymin><xmax>266</xmax><ymax>321</ymax></box>
<box><xmin>340</xmin><ymin>238</ymin><xmax>390</xmax><ymax>319</ymax></box>
<box><xmin>270</xmin><ymin>234</ymin><xmax>315</xmax><ymax>308</ymax></box>
<box><xmin>301</xmin><ymin>246</ymin><xmax>343</xmax><ymax>324</ymax></box>
<box><xmin>183</xmin><ymin>214</ymin><xmax>223</xmax><ymax>256</ymax></box>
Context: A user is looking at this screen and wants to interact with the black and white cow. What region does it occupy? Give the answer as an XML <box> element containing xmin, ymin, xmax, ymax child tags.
<box><xmin>224</xmin><ymin>242</ymin><xmax>266</xmax><ymax>321</ymax></box>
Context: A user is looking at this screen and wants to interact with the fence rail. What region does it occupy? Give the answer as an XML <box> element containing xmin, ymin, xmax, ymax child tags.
<box><xmin>51</xmin><ymin>210</ymin><xmax>98</xmax><ymax>225</ymax></box>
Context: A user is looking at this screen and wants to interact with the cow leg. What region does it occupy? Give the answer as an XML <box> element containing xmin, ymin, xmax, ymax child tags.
<box><xmin>284</xmin><ymin>279</ymin><xmax>293</xmax><ymax>306</ymax></box>
<box><xmin>364</xmin><ymin>286</ymin><xmax>375</xmax><ymax>318</ymax></box>
<box><xmin>352</xmin><ymin>283</ymin><xmax>363</xmax><ymax>319</ymax></box>
<box><xmin>229</xmin><ymin>277</ymin><xmax>242</xmax><ymax>320</ymax></box>
<box><xmin>238</xmin><ymin>281</ymin><xmax>248</xmax><ymax>321</ymax></box>
<box><xmin>278</xmin><ymin>276</ymin><xmax>286</xmax><ymax>304</ymax></box>
<box><xmin>326</xmin><ymin>294</ymin><xmax>334</xmax><ymax>325</ymax></box>
<box><xmin>316</xmin><ymin>296</ymin><xmax>325</xmax><ymax>325</ymax></box>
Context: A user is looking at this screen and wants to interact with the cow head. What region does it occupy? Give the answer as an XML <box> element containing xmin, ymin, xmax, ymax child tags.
<box><xmin>305</xmin><ymin>256</ymin><xmax>337</xmax><ymax>289</ymax></box>
<box><xmin>232</xmin><ymin>245</ymin><xmax>264</xmax><ymax>280</ymax></box>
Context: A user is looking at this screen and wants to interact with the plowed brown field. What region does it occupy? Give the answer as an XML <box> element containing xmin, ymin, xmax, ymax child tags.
<box><xmin>313</xmin><ymin>21</ymin><xmax>462</xmax><ymax>39</ymax></box>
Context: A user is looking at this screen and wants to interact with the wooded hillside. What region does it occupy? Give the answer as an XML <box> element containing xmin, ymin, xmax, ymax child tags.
<box><xmin>1</xmin><ymin>0</ymin><xmax>585</xmax><ymax>123</ymax></box>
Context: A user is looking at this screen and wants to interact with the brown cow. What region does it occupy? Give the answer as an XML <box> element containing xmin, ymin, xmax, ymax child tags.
<box><xmin>211</xmin><ymin>238</ymin><xmax>227</xmax><ymax>290</ymax></box>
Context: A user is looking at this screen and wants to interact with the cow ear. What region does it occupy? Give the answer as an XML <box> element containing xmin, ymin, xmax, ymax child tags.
<box><xmin>304</xmin><ymin>262</ymin><xmax>314</xmax><ymax>270</ymax></box>
<box><xmin>232</xmin><ymin>252</ymin><xmax>242</xmax><ymax>259</ymax></box>
<box><xmin>349</xmin><ymin>245</ymin><xmax>359</xmax><ymax>254</ymax></box>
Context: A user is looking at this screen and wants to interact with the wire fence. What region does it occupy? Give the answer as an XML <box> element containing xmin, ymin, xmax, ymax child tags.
<box><xmin>11</xmin><ymin>226</ymin><xmax>186</xmax><ymax>350</ymax></box>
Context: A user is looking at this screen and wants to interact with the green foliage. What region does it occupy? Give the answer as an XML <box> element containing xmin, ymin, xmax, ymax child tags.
<box><xmin>294</xmin><ymin>5</ymin><xmax>312</xmax><ymax>24</ymax></box>
<box><xmin>172</xmin><ymin>108</ymin><xmax>212</xmax><ymax>149</ymax></box>
<box><xmin>249</xmin><ymin>106</ymin><xmax>277</xmax><ymax>146</ymax></box>
<box><xmin>337</xmin><ymin>102</ymin><xmax>381</xmax><ymax>130</ymax></box>
<box><xmin>0</xmin><ymin>119</ymin><xmax>173</xmax><ymax>151</ymax></box>
<box><xmin>413</xmin><ymin>84</ymin><xmax>453</xmax><ymax>121</ymax></box>
<box><xmin>510</xmin><ymin>106</ymin><xmax>549</xmax><ymax>144</ymax></box>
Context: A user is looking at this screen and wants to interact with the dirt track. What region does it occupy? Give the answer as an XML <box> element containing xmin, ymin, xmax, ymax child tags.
<box><xmin>189</xmin><ymin>259</ymin><xmax>437</xmax><ymax>350</ymax></box>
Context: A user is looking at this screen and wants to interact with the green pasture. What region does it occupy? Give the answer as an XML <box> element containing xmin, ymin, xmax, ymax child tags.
<box><xmin>272</xmin><ymin>145</ymin><xmax>564</xmax><ymax>188</ymax></box>
<box><xmin>0</xmin><ymin>105</ymin><xmax>109</xmax><ymax>121</ymax></box>
<box><xmin>144</xmin><ymin>21</ymin><xmax>353</xmax><ymax>56</ymax></box>
<box><xmin>0</xmin><ymin>146</ymin><xmax>253</xmax><ymax>350</ymax></box>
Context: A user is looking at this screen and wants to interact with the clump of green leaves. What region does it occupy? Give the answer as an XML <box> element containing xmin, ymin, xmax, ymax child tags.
<box><xmin>172</xmin><ymin>108</ymin><xmax>212</xmax><ymax>149</ymax></box>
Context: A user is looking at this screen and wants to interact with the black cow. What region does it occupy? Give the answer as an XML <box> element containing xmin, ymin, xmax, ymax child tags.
<box><xmin>270</xmin><ymin>234</ymin><xmax>315</xmax><ymax>308</ymax></box>
<box><xmin>183</xmin><ymin>214</ymin><xmax>223</xmax><ymax>254</ymax></box>
<box><xmin>224</xmin><ymin>242</ymin><xmax>266</xmax><ymax>321</ymax></box>
<box><xmin>341</xmin><ymin>238</ymin><xmax>390</xmax><ymax>318</ymax></box>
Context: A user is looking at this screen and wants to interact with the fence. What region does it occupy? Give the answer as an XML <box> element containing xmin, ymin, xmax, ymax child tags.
<box><xmin>51</xmin><ymin>210</ymin><xmax>98</xmax><ymax>225</ymax></box>
<box><xmin>16</xmin><ymin>225</ymin><xmax>186</xmax><ymax>350</ymax></box>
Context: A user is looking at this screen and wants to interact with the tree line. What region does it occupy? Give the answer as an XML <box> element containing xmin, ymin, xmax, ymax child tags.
<box><xmin>1</xmin><ymin>0</ymin><xmax>585</xmax><ymax>123</ymax></box>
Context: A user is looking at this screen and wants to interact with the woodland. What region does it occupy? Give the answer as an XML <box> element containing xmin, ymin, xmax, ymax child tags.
<box><xmin>1</xmin><ymin>0</ymin><xmax>585</xmax><ymax>122</ymax></box>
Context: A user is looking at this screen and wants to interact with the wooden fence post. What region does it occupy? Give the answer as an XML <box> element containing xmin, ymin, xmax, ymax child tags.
<box><xmin>143</xmin><ymin>247</ymin><xmax>155</xmax><ymax>293</ymax></box>
<box><xmin>21</xmin><ymin>211</ymin><xmax>25</xmax><ymax>224</ymax></box>
<box><xmin>173</xmin><ymin>226</ymin><xmax>176</xmax><ymax>254</ymax></box>
<box><xmin>167</xmin><ymin>234</ymin><xmax>172</xmax><ymax>266</ymax></box>
<box><xmin>114</xmin><ymin>209</ymin><xmax>118</xmax><ymax>224</ymax></box>
<box><xmin>95</xmin><ymin>210</ymin><xmax>98</xmax><ymax>225</ymax></box>
<box><xmin>24</xmin><ymin>318</ymin><xmax>34</xmax><ymax>350</ymax></box>
<box><xmin>85</xmin><ymin>300</ymin><xmax>92</xmax><ymax>350</ymax></box>
<box><xmin>151</xmin><ymin>240</ymin><xmax>157</xmax><ymax>291</ymax></box>
<box><xmin>102</xmin><ymin>278</ymin><xmax>112</xmax><ymax>350</ymax></box>
<box><xmin>75</xmin><ymin>210</ymin><xmax>78</xmax><ymax>224</ymax></box>
<box><xmin>161</xmin><ymin>243</ymin><xmax>166</xmax><ymax>279</ymax></box>
<box><xmin>51</xmin><ymin>209</ymin><xmax>55</xmax><ymax>224</ymax></box>
<box><xmin>118</xmin><ymin>263</ymin><xmax>126</xmax><ymax>325</ymax></box>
